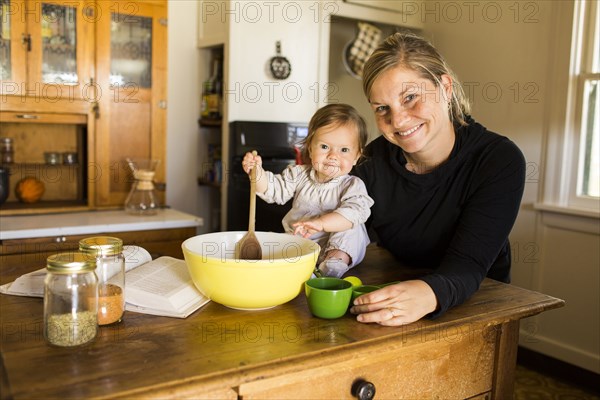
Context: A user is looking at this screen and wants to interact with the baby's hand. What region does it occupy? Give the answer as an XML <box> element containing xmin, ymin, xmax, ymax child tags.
<box><xmin>292</xmin><ymin>220</ymin><xmax>324</xmax><ymax>238</ymax></box>
<box><xmin>242</xmin><ymin>152</ymin><xmax>262</xmax><ymax>175</ymax></box>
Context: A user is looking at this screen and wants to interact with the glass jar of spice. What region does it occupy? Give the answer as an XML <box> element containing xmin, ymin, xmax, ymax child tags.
<box><xmin>44</xmin><ymin>252</ymin><xmax>98</xmax><ymax>347</ymax></box>
<box><xmin>79</xmin><ymin>236</ymin><xmax>125</xmax><ymax>325</ymax></box>
<box><xmin>0</xmin><ymin>137</ymin><xmax>14</xmax><ymax>164</ymax></box>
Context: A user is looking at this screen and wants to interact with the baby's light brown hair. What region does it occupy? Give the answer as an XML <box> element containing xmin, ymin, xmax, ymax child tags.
<box><xmin>300</xmin><ymin>103</ymin><xmax>369</xmax><ymax>164</ymax></box>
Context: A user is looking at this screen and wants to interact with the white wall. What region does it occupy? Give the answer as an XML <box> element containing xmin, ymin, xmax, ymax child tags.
<box><xmin>226</xmin><ymin>1</ymin><xmax>322</xmax><ymax>123</ymax></box>
<box><xmin>166</xmin><ymin>1</ymin><xmax>203</xmax><ymax>222</ymax></box>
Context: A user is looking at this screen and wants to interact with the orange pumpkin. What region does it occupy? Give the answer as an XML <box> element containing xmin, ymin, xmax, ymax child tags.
<box><xmin>15</xmin><ymin>177</ymin><xmax>45</xmax><ymax>203</ymax></box>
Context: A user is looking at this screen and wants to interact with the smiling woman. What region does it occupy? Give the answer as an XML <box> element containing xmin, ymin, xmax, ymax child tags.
<box><xmin>368</xmin><ymin>67</ymin><xmax>455</xmax><ymax>174</ymax></box>
<box><xmin>351</xmin><ymin>32</ymin><xmax>527</xmax><ymax>325</ymax></box>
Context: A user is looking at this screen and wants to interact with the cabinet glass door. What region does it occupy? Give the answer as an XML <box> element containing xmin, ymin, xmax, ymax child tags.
<box><xmin>0</xmin><ymin>0</ymin><xmax>13</xmax><ymax>80</ymax></box>
<box><xmin>40</xmin><ymin>2</ymin><xmax>77</xmax><ymax>84</ymax></box>
<box><xmin>110</xmin><ymin>12</ymin><xmax>152</xmax><ymax>88</ymax></box>
<box><xmin>0</xmin><ymin>0</ymin><xmax>27</xmax><ymax>94</ymax></box>
<box><xmin>26</xmin><ymin>0</ymin><xmax>94</xmax><ymax>99</ymax></box>
<box><xmin>95</xmin><ymin>1</ymin><xmax>166</xmax><ymax>207</ymax></box>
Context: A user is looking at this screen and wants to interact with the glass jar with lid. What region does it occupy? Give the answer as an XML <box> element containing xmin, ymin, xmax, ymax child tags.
<box><xmin>44</xmin><ymin>252</ymin><xmax>98</xmax><ymax>347</ymax></box>
<box><xmin>79</xmin><ymin>236</ymin><xmax>125</xmax><ymax>325</ymax></box>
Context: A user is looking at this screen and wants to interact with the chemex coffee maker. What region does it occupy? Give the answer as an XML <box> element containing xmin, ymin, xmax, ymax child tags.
<box><xmin>124</xmin><ymin>158</ymin><xmax>160</xmax><ymax>215</ymax></box>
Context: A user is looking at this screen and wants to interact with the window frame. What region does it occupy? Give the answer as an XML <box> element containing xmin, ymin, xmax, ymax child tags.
<box><xmin>569</xmin><ymin>0</ymin><xmax>599</xmax><ymax>208</ymax></box>
<box><xmin>539</xmin><ymin>0</ymin><xmax>600</xmax><ymax>217</ymax></box>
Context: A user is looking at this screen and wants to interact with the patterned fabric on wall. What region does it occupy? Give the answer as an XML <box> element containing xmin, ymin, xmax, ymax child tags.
<box><xmin>343</xmin><ymin>22</ymin><xmax>382</xmax><ymax>80</ymax></box>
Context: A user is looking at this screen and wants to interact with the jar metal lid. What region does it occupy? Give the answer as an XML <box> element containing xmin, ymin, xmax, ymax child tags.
<box><xmin>79</xmin><ymin>236</ymin><xmax>123</xmax><ymax>256</ymax></box>
<box><xmin>47</xmin><ymin>252</ymin><xmax>97</xmax><ymax>273</ymax></box>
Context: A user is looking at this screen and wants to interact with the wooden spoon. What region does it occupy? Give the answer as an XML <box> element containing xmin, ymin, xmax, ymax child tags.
<box><xmin>237</xmin><ymin>151</ymin><xmax>262</xmax><ymax>260</ymax></box>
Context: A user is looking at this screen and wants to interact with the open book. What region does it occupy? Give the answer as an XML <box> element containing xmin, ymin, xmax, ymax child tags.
<box><xmin>0</xmin><ymin>246</ymin><xmax>210</xmax><ymax>318</ymax></box>
<box><xmin>124</xmin><ymin>256</ymin><xmax>210</xmax><ymax>318</ymax></box>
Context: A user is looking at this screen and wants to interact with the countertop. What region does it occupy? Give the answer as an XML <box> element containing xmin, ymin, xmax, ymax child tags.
<box><xmin>0</xmin><ymin>208</ymin><xmax>203</xmax><ymax>240</ymax></box>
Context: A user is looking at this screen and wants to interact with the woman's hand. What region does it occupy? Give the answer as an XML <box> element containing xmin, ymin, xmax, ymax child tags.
<box><xmin>349</xmin><ymin>280</ymin><xmax>438</xmax><ymax>325</ymax></box>
<box><xmin>292</xmin><ymin>219</ymin><xmax>324</xmax><ymax>238</ymax></box>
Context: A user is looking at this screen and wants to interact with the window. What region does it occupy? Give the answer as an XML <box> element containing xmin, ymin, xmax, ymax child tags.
<box><xmin>540</xmin><ymin>0</ymin><xmax>599</xmax><ymax>216</ymax></box>
<box><xmin>570</xmin><ymin>0</ymin><xmax>599</xmax><ymax>208</ymax></box>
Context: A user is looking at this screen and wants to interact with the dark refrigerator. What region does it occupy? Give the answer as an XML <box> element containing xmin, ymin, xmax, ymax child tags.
<box><xmin>226</xmin><ymin>121</ymin><xmax>308</xmax><ymax>232</ymax></box>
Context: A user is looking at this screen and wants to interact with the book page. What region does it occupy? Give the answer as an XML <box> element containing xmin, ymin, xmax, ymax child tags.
<box><xmin>125</xmin><ymin>256</ymin><xmax>209</xmax><ymax>315</ymax></box>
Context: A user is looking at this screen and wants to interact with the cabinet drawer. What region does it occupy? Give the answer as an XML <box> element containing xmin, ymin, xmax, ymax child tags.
<box><xmin>1</xmin><ymin>228</ymin><xmax>194</xmax><ymax>255</ymax></box>
<box><xmin>238</xmin><ymin>327</ymin><xmax>495</xmax><ymax>399</ymax></box>
<box><xmin>0</xmin><ymin>227</ymin><xmax>196</xmax><ymax>283</ymax></box>
<box><xmin>0</xmin><ymin>112</ymin><xmax>87</xmax><ymax>124</ymax></box>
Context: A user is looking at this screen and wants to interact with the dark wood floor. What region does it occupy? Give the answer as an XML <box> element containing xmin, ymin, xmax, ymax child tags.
<box><xmin>515</xmin><ymin>347</ymin><xmax>600</xmax><ymax>399</ymax></box>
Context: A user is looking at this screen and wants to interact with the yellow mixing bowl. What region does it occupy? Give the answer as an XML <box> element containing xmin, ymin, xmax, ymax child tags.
<box><xmin>182</xmin><ymin>231</ymin><xmax>320</xmax><ymax>309</ymax></box>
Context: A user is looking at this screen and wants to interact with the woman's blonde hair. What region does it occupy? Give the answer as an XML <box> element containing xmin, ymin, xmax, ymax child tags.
<box><xmin>301</xmin><ymin>103</ymin><xmax>369</xmax><ymax>164</ymax></box>
<box><xmin>362</xmin><ymin>32</ymin><xmax>470</xmax><ymax>126</ymax></box>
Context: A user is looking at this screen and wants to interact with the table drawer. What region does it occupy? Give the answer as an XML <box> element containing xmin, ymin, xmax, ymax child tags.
<box><xmin>238</xmin><ymin>326</ymin><xmax>496</xmax><ymax>399</ymax></box>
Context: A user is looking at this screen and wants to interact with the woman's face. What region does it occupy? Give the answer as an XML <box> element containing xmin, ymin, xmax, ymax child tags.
<box><xmin>309</xmin><ymin>122</ymin><xmax>361</xmax><ymax>182</ymax></box>
<box><xmin>369</xmin><ymin>65</ymin><xmax>454</xmax><ymax>157</ymax></box>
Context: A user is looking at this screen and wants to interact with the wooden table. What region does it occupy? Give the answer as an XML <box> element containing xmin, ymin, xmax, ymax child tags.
<box><xmin>0</xmin><ymin>245</ymin><xmax>564</xmax><ymax>399</ymax></box>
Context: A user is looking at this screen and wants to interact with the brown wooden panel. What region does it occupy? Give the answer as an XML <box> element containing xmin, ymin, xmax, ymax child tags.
<box><xmin>0</xmin><ymin>96</ymin><xmax>92</xmax><ymax>115</ymax></box>
<box><xmin>1</xmin><ymin>227</ymin><xmax>194</xmax><ymax>254</ymax></box>
<box><xmin>0</xmin><ymin>227</ymin><xmax>197</xmax><ymax>284</ymax></box>
<box><xmin>0</xmin><ymin>121</ymin><xmax>82</xmax><ymax>163</ymax></box>
<box><xmin>6</xmin><ymin>164</ymin><xmax>82</xmax><ymax>202</ymax></box>
<box><xmin>108</xmin><ymin>100</ymin><xmax>152</xmax><ymax>195</ymax></box>
<box><xmin>492</xmin><ymin>320</ymin><xmax>520</xmax><ymax>399</ymax></box>
<box><xmin>238</xmin><ymin>326</ymin><xmax>495</xmax><ymax>399</ymax></box>
<box><xmin>0</xmin><ymin>112</ymin><xmax>87</xmax><ymax>124</ymax></box>
<box><xmin>0</xmin><ymin>203</ymin><xmax>90</xmax><ymax>216</ymax></box>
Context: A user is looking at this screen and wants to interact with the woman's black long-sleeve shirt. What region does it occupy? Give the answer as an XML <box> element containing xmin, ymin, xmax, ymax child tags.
<box><xmin>353</xmin><ymin>118</ymin><xmax>526</xmax><ymax>317</ymax></box>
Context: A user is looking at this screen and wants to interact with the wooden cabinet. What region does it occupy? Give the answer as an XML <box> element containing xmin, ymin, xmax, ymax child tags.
<box><xmin>0</xmin><ymin>110</ymin><xmax>91</xmax><ymax>213</ymax></box>
<box><xmin>94</xmin><ymin>0</ymin><xmax>167</xmax><ymax>207</ymax></box>
<box><xmin>0</xmin><ymin>0</ymin><xmax>95</xmax><ymax>99</ymax></box>
<box><xmin>0</xmin><ymin>0</ymin><xmax>167</xmax><ymax>215</ymax></box>
<box><xmin>0</xmin><ymin>98</ymin><xmax>95</xmax><ymax>215</ymax></box>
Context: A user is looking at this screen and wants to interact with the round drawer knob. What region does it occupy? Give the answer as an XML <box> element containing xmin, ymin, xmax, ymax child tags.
<box><xmin>351</xmin><ymin>380</ymin><xmax>376</xmax><ymax>400</ymax></box>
